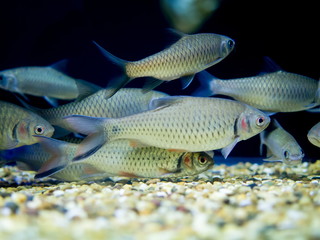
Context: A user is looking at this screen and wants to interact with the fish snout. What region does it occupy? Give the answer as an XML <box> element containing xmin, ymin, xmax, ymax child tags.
<box><xmin>284</xmin><ymin>153</ymin><xmax>304</xmax><ymax>166</ymax></box>
<box><xmin>220</xmin><ymin>38</ymin><xmax>235</xmax><ymax>57</ymax></box>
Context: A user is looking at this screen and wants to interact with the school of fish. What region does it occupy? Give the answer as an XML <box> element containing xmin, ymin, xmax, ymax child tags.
<box><xmin>0</xmin><ymin>29</ymin><xmax>318</xmax><ymax>182</ymax></box>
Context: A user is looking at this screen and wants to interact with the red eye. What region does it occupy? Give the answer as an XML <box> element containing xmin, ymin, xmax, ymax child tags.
<box><xmin>199</xmin><ymin>156</ymin><xmax>207</xmax><ymax>165</ymax></box>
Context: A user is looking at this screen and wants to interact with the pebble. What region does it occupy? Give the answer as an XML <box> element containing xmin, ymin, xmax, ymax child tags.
<box><xmin>0</xmin><ymin>161</ymin><xmax>319</xmax><ymax>239</ymax></box>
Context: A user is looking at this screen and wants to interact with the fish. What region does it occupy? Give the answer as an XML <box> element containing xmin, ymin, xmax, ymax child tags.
<box><xmin>0</xmin><ymin>138</ymin><xmax>214</xmax><ymax>181</ymax></box>
<box><xmin>193</xmin><ymin>70</ymin><xmax>320</xmax><ymax>112</ymax></box>
<box><xmin>0</xmin><ymin>100</ymin><xmax>54</xmax><ymax>150</ymax></box>
<box><xmin>0</xmin><ymin>65</ymin><xmax>101</xmax><ymax>105</ymax></box>
<box><xmin>307</xmin><ymin>122</ymin><xmax>320</xmax><ymax>148</ymax></box>
<box><xmin>63</xmin><ymin>96</ymin><xmax>270</xmax><ymax>160</ymax></box>
<box><xmin>260</xmin><ymin>119</ymin><xmax>304</xmax><ymax>165</ymax></box>
<box><xmin>31</xmin><ymin>88</ymin><xmax>168</xmax><ymax>134</ymax></box>
<box><xmin>94</xmin><ymin>30</ymin><xmax>235</xmax><ymax>97</ymax></box>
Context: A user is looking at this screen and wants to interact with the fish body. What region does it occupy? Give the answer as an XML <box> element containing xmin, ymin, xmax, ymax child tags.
<box><xmin>0</xmin><ymin>101</ymin><xmax>54</xmax><ymax>150</ymax></box>
<box><xmin>38</xmin><ymin>88</ymin><xmax>168</xmax><ymax>132</ymax></box>
<box><xmin>0</xmin><ymin>66</ymin><xmax>100</xmax><ymax>101</ymax></box>
<box><xmin>260</xmin><ymin>119</ymin><xmax>304</xmax><ymax>165</ymax></box>
<box><xmin>194</xmin><ymin>71</ymin><xmax>319</xmax><ymax>112</ymax></box>
<box><xmin>95</xmin><ymin>31</ymin><xmax>234</xmax><ymax>97</ymax></box>
<box><xmin>64</xmin><ymin>96</ymin><xmax>270</xmax><ymax>159</ymax></box>
<box><xmin>0</xmin><ymin>138</ymin><xmax>214</xmax><ymax>181</ymax></box>
<box><xmin>307</xmin><ymin>122</ymin><xmax>320</xmax><ymax>148</ymax></box>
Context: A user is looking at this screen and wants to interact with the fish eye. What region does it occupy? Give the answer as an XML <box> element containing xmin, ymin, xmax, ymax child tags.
<box><xmin>34</xmin><ymin>125</ymin><xmax>45</xmax><ymax>135</ymax></box>
<box><xmin>227</xmin><ymin>40</ymin><xmax>234</xmax><ymax>49</ymax></box>
<box><xmin>198</xmin><ymin>156</ymin><xmax>207</xmax><ymax>165</ymax></box>
<box><xmin>283</xmin><ymin>150</ymin><xmax>289</xmax><ymax>159</ymax></box>
<box><xmin>256</xmin><ymin>116</ymin><xmax>265</xmax><ymax>127</ymax></box>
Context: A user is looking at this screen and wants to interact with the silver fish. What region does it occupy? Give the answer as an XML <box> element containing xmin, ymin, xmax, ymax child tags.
<box><xmin>0</xmin><ymin>66</ymin><xmax>101</xmax><ymax>104</ymax></box>
<box><xmin>0</xmin><ymin>101</ymin><xmax>54</xmax><ymax>150</ymax></box>
<box><xmin>94</xmin><ymin>30</ymin><xmax>234</xmax><ymax>97</ymax></box>
<box><xmin>34</xmin><ymin>88</ymin><xmax>168</xmax><ymax>133</ymax></box>
<box><xmin>0</xmin><ymin>138</ymin><xmax>214</xmax><ymax>181</ymax></box>
<box><xmin>260</xmin><ymin>119</ymin><xmax>304</xmax><ymax>165</ymax></box>
<box><xmin>307</xmin><ymin>122</ymin><xmax>320</xmax><ymax>148</ymax></box>
<box><xmin>194</xmin><ymin>70</ymin><xmax>319</xmax><ymax>112</ymax></box>
<box><xmin>63</xmin><ymin>96</ymin><xmax>270</xmax><ymax>160</ymax></box>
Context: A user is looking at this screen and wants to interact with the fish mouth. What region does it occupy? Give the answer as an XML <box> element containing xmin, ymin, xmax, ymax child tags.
<box><xmin>284</xmin><ymin>155</ymin><xmax>304</xmax><ymax>166</ymax></box>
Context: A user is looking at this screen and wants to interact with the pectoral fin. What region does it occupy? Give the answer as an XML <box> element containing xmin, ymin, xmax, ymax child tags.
<box><xmin>149</xmin><ymin>96</ymin><xmax>185</xmax><ymax>110</ymax></box>
<box><xmin>143</xmin><ymin>78</ymin><xmax>165</xmax><ymax>93</ymax></box>
<box><xmin>221</xmin><ymin>137</ymin><xmax>240</xmax><ymax>159</ymax></box>
<box><xmin>180</xmin><ymin>74</ymin><xmax>195</xmax><ymax>89</ymax></box>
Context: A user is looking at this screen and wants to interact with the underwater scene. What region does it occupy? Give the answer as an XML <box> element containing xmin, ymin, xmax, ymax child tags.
<box><xmin>0</xmin><ymin>0</ymin><xmax>319</xmax><ymax>239</ymax></box>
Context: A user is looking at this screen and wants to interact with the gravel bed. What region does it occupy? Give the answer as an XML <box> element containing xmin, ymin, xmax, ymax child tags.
<box><xmin>1</xmin><ymin>160</ymin><xmax>320</xmax><ymax>240</ymax></box>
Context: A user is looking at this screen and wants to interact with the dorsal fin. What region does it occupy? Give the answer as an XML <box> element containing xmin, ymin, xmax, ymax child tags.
<box><xmin>260</xmin><ymin>56</ymin><xmax>282</xmax><ymax>74</ymax></box>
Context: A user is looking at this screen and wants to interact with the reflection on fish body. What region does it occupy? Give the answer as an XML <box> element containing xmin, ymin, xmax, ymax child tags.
<box><xmin>260</xmin><ymin>119</ymin><xmax>304</xmax><ymax>165</ymax></box>
<box><xmin>194</xmin><ymin>70</ymin><xmax>319</xmax><ymax>112</ymax></box>
<box><xmin>0</xmin><ymin>66</ymin><xmax>100</xmax><ymax>101</ymax></box>
<box><xmin>94</xmin><ymin>31</ymin><xmax>234</xmax><ymax>97</ymax></box>
<box><xmin>0</xmin><ymin>101</ymin><xmax>54</xmax><ymax>150</ymax></box>
<box><xmin>307</xmin><ymin>122</ymin><xmax>320</xmax><ymax>148</ymax></box>
<box><xmin>64</xmin><ymin>96</ymin><xmax>270</xmax><ymax>159</ymax></box>
<box><xmin>0</xmin><ymin>138</ymin><xmax>214</xmax><ymax>181</ymax></box>
<box><xmin>38</xmin><ymin>88</ymin><xmax>168</xmax><ymax>132</ymax></box>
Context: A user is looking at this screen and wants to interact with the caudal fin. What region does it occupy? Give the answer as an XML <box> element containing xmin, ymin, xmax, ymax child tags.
<box><xmin>93</xmin><ymin>41</ymin><xmax>132</xmax><ymax>98</ymax></box>
<box><xmin>34</xmin><ymin>136</ymin><xmax>75</xmax><ymax>179</ymax></box>
<box><xmin>75</xmin><ymin>79</ymin><xmax>102</xmax><ymax>101</ymax></box>
<box><xmin>192</xmin><ymin>71</ymin><xmax>220</xmax><ymax>97</ymax></box>
<box><xmin>63</xmin><ymin>115</ymin><xmax>108</xmax><ymax>161</ymax></box>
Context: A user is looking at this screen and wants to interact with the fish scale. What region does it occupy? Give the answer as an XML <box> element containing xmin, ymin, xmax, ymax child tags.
<box><xmin>0</xmin><ymin>139</ymin><xmax>214</xmax><ymax>181</ymax></box>
<box><xmin>202</xmin><ymin>71</ymin><xmax>319</xmax><ymax>112</ymax></box>
<box><xmin>38</xmin><ymin>88</ymin><xmax>168</xmax><ymax>132</ymax></box>
<box><xmin>0</xmin><ymin>67</ymin><xmax>79</xmax><ymax>99</ymax></box>
<box><xmin>126</xmin><ymin>34</ymin><xmax>226</xmax><ymax>80</ymax></box>
<box><xmin>94</xmin><ymin>31</ymin><xmax>234</xmax><ymax>98</ymax></box>
<box><xmin>64</xmin><ymin>96</ymin><xmax>270</xmax><ymax>159</ymax></box>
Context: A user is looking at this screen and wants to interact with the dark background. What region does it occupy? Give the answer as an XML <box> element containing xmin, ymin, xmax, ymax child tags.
<box><xmin>0</xmin><ymin>0</ymin><xmax>318</xmax><ymax>161</ymax></box>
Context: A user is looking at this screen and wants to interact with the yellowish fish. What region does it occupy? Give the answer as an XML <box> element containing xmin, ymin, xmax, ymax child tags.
<box><xmin>260</xmin><ymin>119</ymin><xmax>304</xmax><ymax>165</ymax></box>
<box><xmin>63</xmin><ymin>96</ymin><xmax>270</xmax><ymax>160</ymax></box>
<box><xmin>0</xmin><ymin>101</ymin><xmax>54</xmax><ymax>150</ymax></box>
<box><xmin>307</xmin><ymin>122</ymin><xmax>320</xmax><ymax>148</ymax></box>
<box><xmin>194</xmin><ymin>70</ymin><xmax>319</xmax><ymax>112</ymax></box>
<box><xmin>94</xmin><ymin>30</ymin><xmax>234</xmax><ymax>97</ymax></box>
<box><xmin>0</xmin><ymin>138</ymin><xmax>214</xmax><ymax>181</ymax></box>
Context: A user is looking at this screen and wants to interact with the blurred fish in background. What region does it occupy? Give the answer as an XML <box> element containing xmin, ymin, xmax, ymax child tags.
<box><xmin>260</xmin><ymin>119</ymin><xmax>304</xmax><ymax>166</ymax></box>
<box><xmin>0</xmin><ymin>63</ymin><xmax>101</xmax><ymax>106</ymax></box>
<box><xmin>160</xmin><ymin>0</ymin><xmax>222</xmax><ymax>33</ymax></box>
<box><xmin>308</xmin><ymin>122</ymin><xmax>320</xmax><ymax>148</ymax></box>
